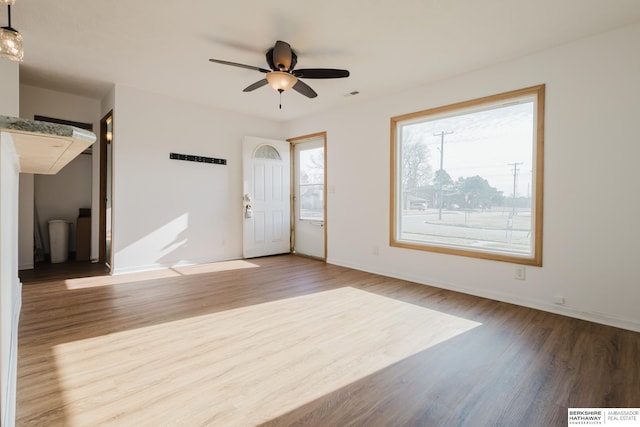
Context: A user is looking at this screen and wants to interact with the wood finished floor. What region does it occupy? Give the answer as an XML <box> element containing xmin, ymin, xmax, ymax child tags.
<box><xmin>17</xmin><ymin>256</ymin><xmax>640</xmax><ymax>426</ymax></box>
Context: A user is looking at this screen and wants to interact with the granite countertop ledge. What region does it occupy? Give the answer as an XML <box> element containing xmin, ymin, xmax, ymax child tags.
<box><xmin>1</xmin><ymin>115</ymin><xmax>97</xmax><ymax>174</ymax></box>
<box><xmin>0</xmin><ymin>115</ymin><xmax>96</xmax><ymax>144</ymax></box>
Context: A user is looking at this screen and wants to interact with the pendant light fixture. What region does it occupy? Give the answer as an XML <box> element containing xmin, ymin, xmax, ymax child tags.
<box><xmin>0</xmin><ymin>0</ymin><xmax>23</xmax><ymax>62</ymax></box>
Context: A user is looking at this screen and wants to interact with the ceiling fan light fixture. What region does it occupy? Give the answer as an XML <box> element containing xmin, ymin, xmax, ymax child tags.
<box><xmin>0</xmin><ymin>3</ymin><xmax>23</xmax><ymax>62</ymax></box>
<box><xmin>266</xmin><ymin>71</ymin><xmax>297</xmax><ymax>92</ymax></box>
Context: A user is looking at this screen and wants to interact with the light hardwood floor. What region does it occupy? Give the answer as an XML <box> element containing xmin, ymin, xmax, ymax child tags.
<box><xmin>17</xmin><ymin>255</ymin><xmax>640</xmax><ymax>426</ymax></box>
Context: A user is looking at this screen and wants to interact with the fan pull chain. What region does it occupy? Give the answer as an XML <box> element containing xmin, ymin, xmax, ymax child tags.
<box><xmin>279</xmin><ymin>89</ymin><xmax>283</xmax><ymax>109</ymax></box>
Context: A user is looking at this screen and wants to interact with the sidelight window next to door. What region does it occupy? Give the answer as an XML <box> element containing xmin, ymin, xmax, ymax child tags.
<box><xmin>297</xmin><ymin>146</ymin><xmax>324</xmax><ymax>220</ymax></box>
<box><xmin>293</xmin><ymin>136</ymin><xmax>325</xmax><ymax>259</ymax></box>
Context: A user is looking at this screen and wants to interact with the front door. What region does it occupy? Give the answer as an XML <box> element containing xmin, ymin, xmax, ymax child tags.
<box><xmin>242</xmin><ymin>136</ymin><xmax>291</xmax><ymax>258</ymax></box>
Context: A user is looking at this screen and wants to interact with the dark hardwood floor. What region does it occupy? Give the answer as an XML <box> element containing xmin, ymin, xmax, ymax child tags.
<box><xmin>17</xmin><ymin>255</ymin><xmax>640</xmax><ymax>426</ymax></box>
<box><xmin>19</xmin><ymin>259</ymin><xmax>109</xmax><ymax>284</ymax></box>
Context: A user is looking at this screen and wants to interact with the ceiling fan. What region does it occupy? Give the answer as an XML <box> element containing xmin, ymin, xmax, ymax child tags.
<box><xmin>209</xmin><ymin>40</ymin><xmax>349</xmax><ymax>107</ymax></box>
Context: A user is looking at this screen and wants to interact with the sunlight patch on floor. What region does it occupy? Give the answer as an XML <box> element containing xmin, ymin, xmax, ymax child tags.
<box><xmin>170</xmin><ymin>259</ymin><xmax>259</xmax><ymax>276</ymax></box>
<box><xmin>52</xmin><ymin>286</ymin><xmax>481</xmax><ymax>426</ymax></box>
<box><xmin>63</xmin><ymin>259</ymin><xmax>259</xmax><ymax>289</ymax></box>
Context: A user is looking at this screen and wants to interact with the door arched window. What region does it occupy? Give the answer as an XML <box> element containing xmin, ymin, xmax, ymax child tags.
<box><xmin>254</xmin><ymin>145</ymin><xmax>281</xmax><ymax>160</ymax></box>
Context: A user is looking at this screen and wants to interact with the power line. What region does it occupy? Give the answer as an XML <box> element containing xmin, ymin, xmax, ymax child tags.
<box><xmin>434</xmin><ymin>131</ymin><xmax>454</xmax><ymax>220</ymax></box>
<box><xmin>508</xmin><ymin>162</ymin><xmax>523</xmax><ymax>216</ymax></box>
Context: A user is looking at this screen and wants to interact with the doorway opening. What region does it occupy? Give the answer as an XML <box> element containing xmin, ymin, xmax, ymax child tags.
<box><xmin>288</xmin><ymin>132</ymin><xmax>327</xmax><ymax>260</ymax></box>
<box><xmin>31</xmin><ymin>115</ymin><xmax>94</xmax><ymax>266</ymax></box>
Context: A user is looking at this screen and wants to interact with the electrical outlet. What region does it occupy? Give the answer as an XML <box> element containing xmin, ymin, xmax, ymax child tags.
<box><xmin>372</xmin><ymin>246</ymin><xmax>379</xmax><ymax>256</ymax></box>
<box><xmin>553</xmin><ymin>295</ymin><xmax>565</xmax><ymax>305</ymax></box>
<box><xmin>514</xmin><ymin>266</ymin><xmax>526</xmax><ymax>280</ymax></box>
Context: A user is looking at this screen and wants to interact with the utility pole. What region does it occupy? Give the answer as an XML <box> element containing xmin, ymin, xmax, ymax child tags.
<box><xmin>508</xmin><ymin>162</ymin><xmax>523</xmax><ymax>216</ymax></box>
<box><xmin>434</xmin><ymin>131</ymin><xmax>454</xmax><ymax>220</ymax></box>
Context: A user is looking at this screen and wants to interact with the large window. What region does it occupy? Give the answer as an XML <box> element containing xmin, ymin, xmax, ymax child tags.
<box><xmin>390</xmin><ymin>85</ymin><xmax>544</xmax><ymax>265</ymax></box>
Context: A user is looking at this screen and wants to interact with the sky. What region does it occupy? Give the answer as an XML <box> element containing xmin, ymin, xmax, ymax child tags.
<box><xmin>403</xmin><ymin>101</ymin><xmax>535</xmax><ymax>196</ymax></box>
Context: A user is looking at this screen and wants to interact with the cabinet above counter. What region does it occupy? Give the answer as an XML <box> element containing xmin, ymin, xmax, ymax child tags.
<box><xmin>0</xmin><ymin>115</ymin><xmax>96</xmax><ymax>174</ymax></box>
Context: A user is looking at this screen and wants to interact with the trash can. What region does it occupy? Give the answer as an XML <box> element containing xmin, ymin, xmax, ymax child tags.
<box><xmin>48</xmin><ymin>220</ymin><xmax>70</xmax><ymax>263</ymax></box>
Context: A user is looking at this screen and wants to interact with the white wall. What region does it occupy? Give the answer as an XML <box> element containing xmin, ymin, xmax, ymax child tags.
<box><xmin>0</xmin><ymin>135</ymin><xmax>20</xmax><ymax>427</ymax></box>
<box><xmin>285</xmin><ymin>23</ymin><xmax>640</xmax><ymax>332</ymax></box>
<box><xmin>0</xmin><ymin>58</ymin><xmax>20</xmax><ymax>427</ymax></box>
<box><xmin>19</xmin><ymin>85</ymin><xmax>101</xmax><ymax>261</ymax></box>
<box><xmin>0</xmin><ymin>60</ymin><xmax>18</xmax><ymax>116</ymax></box>
<box><xmin>102</xmin><ymin>86</ymin><xmax>115</xmax><ymax>116</ymax></box>
<box><xmin>111</xmin><ymin>86</ymin><xmax>284</xmax><ymax>273</ymax></box>
<box><xmin>18</xmin><ymin>173</ymin><xmax>33</xmax><ymax>269</ymax></box>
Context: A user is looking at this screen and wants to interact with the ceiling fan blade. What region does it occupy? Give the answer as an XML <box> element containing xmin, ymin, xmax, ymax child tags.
<box><xmin>243</xmin><ymin>79</ymin><xmax>269</xmax><ymax>92</ymax></box>
<box><xmin>293</xmin><ymin>68</ymin><xmax>350</xmax><ymax>79</ymax></box>
<box><xmin>209</xmin><ymin>58</ymin><xmax>269</xmax><ymax>74</ymax></box>
<box><xmin>272</xmin><ymin>40</ymin><xmax>293</xmax><ymax>71</ymax></box>
<box><xmin>292</xmin><ymin>80</ymin><xmax>318</xmax><ymax>98</ymax></box>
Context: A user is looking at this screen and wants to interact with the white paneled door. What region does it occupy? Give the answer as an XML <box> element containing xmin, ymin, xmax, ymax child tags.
<box><xmin>242</xmin><ymin>136</ymin><xmax>291</xmax><ymax>258</ymax></box>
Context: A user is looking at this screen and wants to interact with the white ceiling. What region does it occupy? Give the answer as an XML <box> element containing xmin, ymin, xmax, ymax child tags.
<box><xmin>11</xmin><ymin>0</ymin><xmax>640</xmax><ymax>122</ymax></box>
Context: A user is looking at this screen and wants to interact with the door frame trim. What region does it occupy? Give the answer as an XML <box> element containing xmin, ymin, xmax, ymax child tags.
<box><xmin>98</xmin><ymin>110</ymin><xmax>113</xmax><ymax>268</ymax></box>
<box><xmin>287</xmin><ymin>131</ymin><xmax>328</xmax><ymax>261</ymax></box>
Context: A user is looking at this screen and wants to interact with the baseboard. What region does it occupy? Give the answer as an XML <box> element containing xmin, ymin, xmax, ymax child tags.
<box><xmin>18</xmin><ymin>262</ymin><xmax>34</xmax><ymax>270</ymax></box>
<box><xmin>328</xmin><ymin>258</ymin><xmax>640</xmax><ymax>333</ymax></box>
<box><xmin>111</xmin><ymin>255</ymin><xmax>242</xmax><ymax>275</ymax></box>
